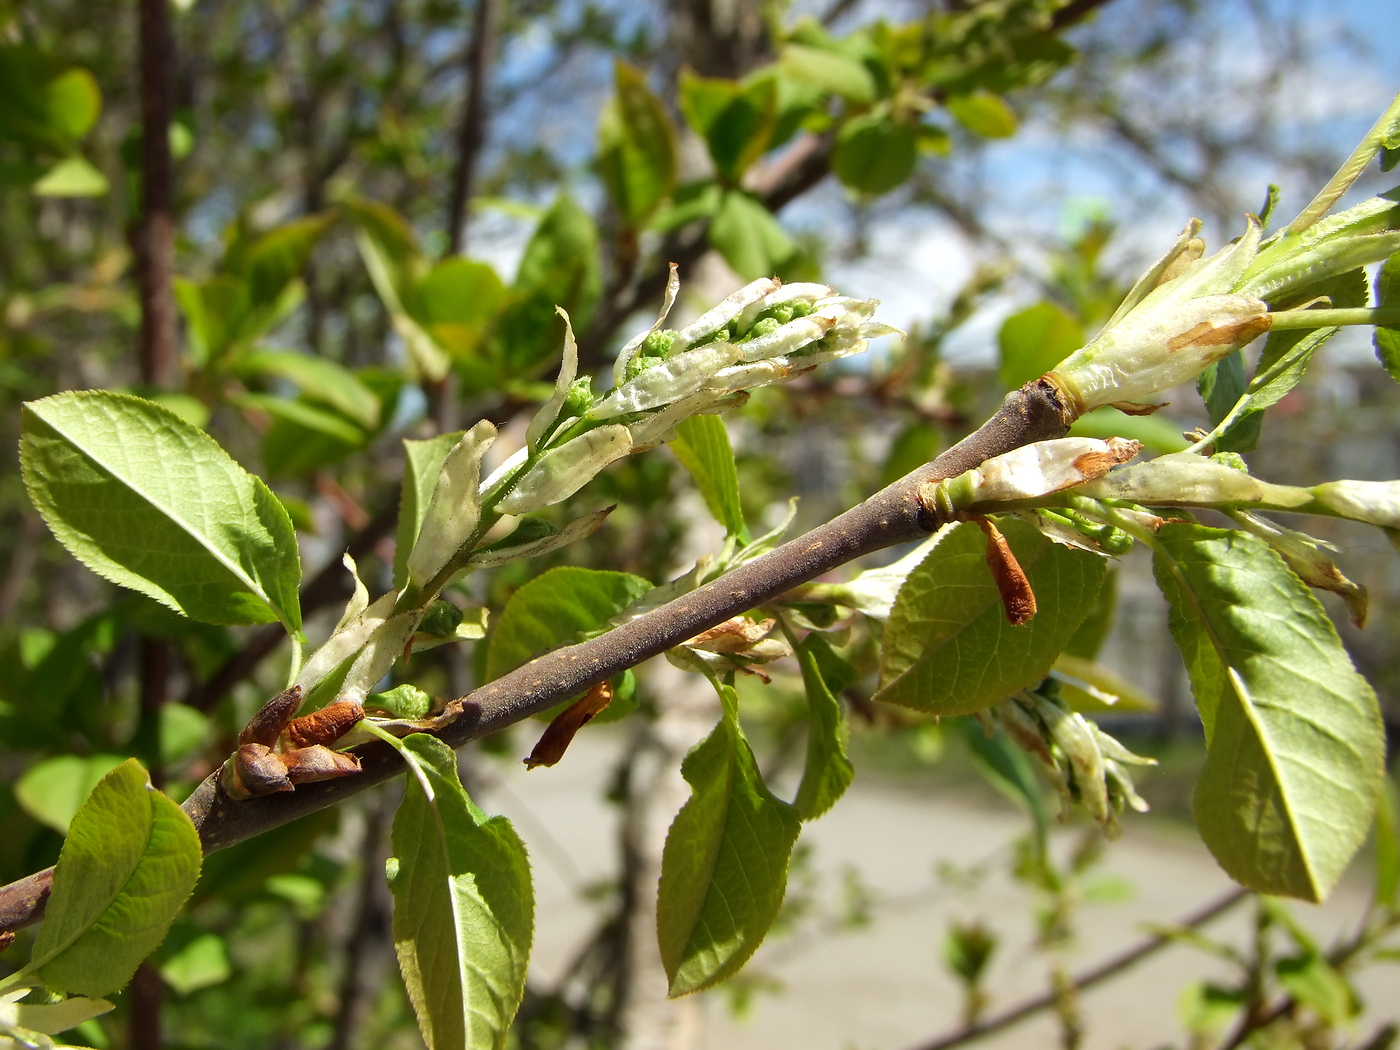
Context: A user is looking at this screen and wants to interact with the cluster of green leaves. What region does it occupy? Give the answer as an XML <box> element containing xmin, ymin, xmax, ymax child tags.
<box><xmin>0</xmin><ymin>43</ymin><xmax>106</xmax><ymax>197</ymax></box>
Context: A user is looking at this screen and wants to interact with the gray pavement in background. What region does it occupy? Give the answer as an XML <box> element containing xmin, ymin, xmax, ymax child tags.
<box><xmin>477</xmin><ymin>726</ymin><xmax>1395</xmax><ymax>1050</ymax></box>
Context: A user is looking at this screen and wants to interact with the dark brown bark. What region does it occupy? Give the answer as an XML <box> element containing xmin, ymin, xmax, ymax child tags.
<box><xmin>444</xmin><ymin>0</ymin><xmax>496</xmax><ymax>256</ymax></box>
<box><xmin>135</xmin><ymin>0</ymin><xmax>179</xmax><ymax>389</ymax></box>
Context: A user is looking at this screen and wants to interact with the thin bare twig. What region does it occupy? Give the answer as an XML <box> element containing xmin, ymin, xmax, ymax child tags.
<box><xmin>900</xmin><ymin>888</ymin><xmax>1251</xmax><ymax>1050</ymax></box>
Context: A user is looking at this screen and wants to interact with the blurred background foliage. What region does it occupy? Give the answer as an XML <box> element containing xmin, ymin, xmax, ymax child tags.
<box><xmin>1</xmin><ymin>0</ymin><xmax>1398</xmax><ymax>1047</ymax></box>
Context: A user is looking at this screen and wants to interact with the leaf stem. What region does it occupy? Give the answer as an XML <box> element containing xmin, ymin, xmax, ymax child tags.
<box><xmin>1267</xmin><ymin>307</ymin><xmax>1400</xmax><ymax>330</ymax></box>
<box><xmin>1285</xmin><ymin>90</ymin><xmax>1400</xmax><ymax>236</ymax></box>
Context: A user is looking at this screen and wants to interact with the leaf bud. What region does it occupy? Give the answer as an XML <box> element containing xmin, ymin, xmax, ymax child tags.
<box><xmin>223</xmin><ymin>743</ymin><xmax>293</xmax><ymax>800</ymax></box>
<box><xmin>287</xmin><ymin>699</ymin><xmax>365</xmax><ymax>749</ymax></box>
<box><xmin>282</xmin><ymin>744</ymin><xmax>362</xmax><ymax>785</ymax></box>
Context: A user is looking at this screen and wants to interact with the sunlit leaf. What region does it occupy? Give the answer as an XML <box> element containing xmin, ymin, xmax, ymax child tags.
<box><xmin>388</xmin><ymin>735</ymin><xmax>534</xmax><ymax>1050</ymax></box>
<box><xmin>24</xmin><ymin>760</ymin><xmax>201</xmax><ymax>997</ymax></box>
<box><xmin>1153</xmin><ymin>523</ymin><xmax>1384</xmax><ymax>900</ymax></box>
<box><xmin>21</xmin><ymin>391</ymin><xmax>302</xmax><ymax>630</ymax></box>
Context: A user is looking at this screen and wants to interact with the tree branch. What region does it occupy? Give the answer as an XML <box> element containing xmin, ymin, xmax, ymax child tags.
<box><xmin>575</xmin><ymin>0</ymin><xmax>1118</xmax><ymax>369</ymax></box>
<box><xmin>445</xmin><ymin>0</ymin><xmax>496</xmax><ymax>256</ymax></box>
<box><xmin>134</xmin><ymin>0</ymin><xmax>179</xmax><ymax>389</ymax></box>
<box><xmin>899</xmin><ymin>887</ymin><xmax>1251</xmax><ymax>1050</ymax></box>
<box><xmin>0</xmin><ymin>381</ymin><xmax>1072</xmax><ymax>934</ymax></box>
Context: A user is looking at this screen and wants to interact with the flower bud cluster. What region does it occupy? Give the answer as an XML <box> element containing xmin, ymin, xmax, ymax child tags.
<box><xmin>1045</xmin><ymin>219</ymin><xmax>1270</xmax><ymax>414</ymax></box>
<box><xmin>990</xmin><ymin>684</ymin><xmax>1154</xmax><ymax>838</ymax></box>
<box><xmin>490</xmin><ymin>275</ymin><xmax>893</xmax><ymax>518</ymax></box>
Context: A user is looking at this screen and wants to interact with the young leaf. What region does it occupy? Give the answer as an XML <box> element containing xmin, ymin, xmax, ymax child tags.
<box><xmin>501</xmin><ymin>196</ymin><xmax>602</xmax><ymax>375</ymax></box>
<box><xmin>388</xmin><ymin>734</ymin><xmax>534</xmax><ymax>1050</ymax></box>
<box><xmin>396</xmin><ymin>432</ymin><xmax>466</xmax><ymax>589</ymax></box>
<box><xmin>1</xmin><ymin>994</ymin><xmax>113</xmax><ymax>1036</ymax></box>
<box><xmin>14</xmin><ymin>754</ymin><xmax>126</xmax><ymax>834</ymax></box>
<box><xmin>997</xmin><ymin>301</ymin><xmax>1085</xmax><ymax>391</ymax></box>
<box><xmin>1152</xmin><ymin>523</ymin><xmax>1384</xmax><ymax>901</ymax></box>
<box><xmin>779</xmin><ymin>43</ymin><xmax>878</xmax><ymax>104</ymax></box>
<box><xmin>239</xmin><ymin>350</ymin><xmax>381</xmax><ymax>430</ymax></box>
<box><xmin>957</xmin><ymin>717</ymin><xmax>1051</xmax><ymax>848</ymax></box>
<box><xmin>23</xmin><ymin>760</ymin><xmax>201</xmax><ymax>997</ymax></box>
<box><xmin>484</xmin><ymin>567</ymin><xmax>653</xmax><ymax>682</ymax></box>
<box><xmin>946</xmin><ymin>90</ymin><xmax>1018</xmax><ymax>138</ymax></box>
<box><xmin>657</xmin><ymin>684</ymin><xmax>801</xmax><ymax>995</ymax></box>
<box><xmin>21</xmin><ymin>391</ymin><xmax>302</xmax><ymax>631</ymax></box>
<box><xmin>710</xmin><ymin>191</ymin><xmax>798</xmax><ymax>281</ymax></box>
<box><xmin>670</xmin><ymin>414</ymin><xmax>746</xmax><ymax>539</ymax></box>
<box><xmin>875</xmin><ymin>519</ymin><xmax>1108</xmax><ymax>715</ymax></box>
<box><xmin>597</xmin><ymin>60</ymin><xmax>677</xmax><ymax>228</ymax></box>
<box><xmin>234</xmin><ymin>211</ymin><xmax>336</xmax><ymax>310</ymax></box>
<box><xmin>405</xmin><ymin>421</ymin><xmax>497</xmax><ymax>590</ymax></box>
<box><xmin>832</xmin><ymin>114</ymin><xmax>917</xmax><ymax>196</ymax></box>
<box><xmin>678</xmin><ymin>71</ymin><xmax>777</xmax><ymax>185</ymax></box>
<box><xmin>791</xmin><ymin>633</ymin><xmax>855</xmax><ymax>821</ymax></box>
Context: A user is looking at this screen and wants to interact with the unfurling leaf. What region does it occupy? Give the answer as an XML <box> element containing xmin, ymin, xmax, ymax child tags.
<box><xmin>523</xmin><ymin>680</ymin><xmax>613</xmax><ymax>769</ymax></box>
<box><xmin>1153</xmin><ymin>523</ymin><xmax>1384</xmax><ymax>900</ymax></box>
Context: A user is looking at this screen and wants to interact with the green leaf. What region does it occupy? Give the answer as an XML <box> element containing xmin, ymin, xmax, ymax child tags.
<box><xmin>876</xmin><ymin>519</ymin><xmax>1108</xmax><ymax>715</ymax></box>
<box><xmin>345</xmin><ymin>196</ymin><xmax>424</xmax><ymax>314</ymax></box>
<box><xmin>779</xmin><ymin>43</ymin><xmax>877</xmax><ymax>103</ymax></box>
<box><xmin>1213</xmin><ymin>267</ymin><xmax>1368</xmax><ymax>451</ymax></box>
<box><xmin>997</xmin><ymin>301</ymin><xmax>1085</xmax><ymax>391</ymax></box>
<box><xmin>32</xmin><ymin>154</ymin><xmax>108</xmax><ymax>197</ymax></box>
<box><xmin>234</xmin><ymin>212</ymin><xmax>336</xmax><ymax>309</ymax></box>
<box><xmin>832</xmin><ymin>114</ymin><xmax>917</xmax><ymax>197</ymax></box>
<box><xmin>1375</xmin><ymin>250</ymin><xmax>1400</xmax><ymax>381</ymax></box>
<box><xmin>657</xmin><ymin>684</ymin><xmax>801</xmax><ymax>995</ymax></box>
<box><xmin>1068</xmin><ymin>407</ymin><xmax>1189</xmax><ymax>453</ymax></box>
<box><xmin>21</xmin><ymin>391</ymin><xmax>302</xmax><ymax>630</ymax></box>
<box><xmin>650</xmin><ymin>179</ymin><xmax>723</xmax><ymax>233</ymax></box>
<box><xmin>3</xmin><ymin>995</ymin><xmax>113</xmax><ymax>1036</ymax></box>
<box><xmin>1374</xmin><ymin>776</ymin><xmax>1399</xmax><ymax>909</ymax></box>
<box><xmin>45</xmin><ymin>66</ymin><xmax>102</xmax><ymax>139</ymax></box>
<box><xmin>23</xmin><ymin>759</ymin><xmax>201</xmax><ymax>997</ymax></box>
<box><xmin>1152</xmin><ymin>523</ymin><xmax>1384</xmax><ymax>900</ymax></box>
<box><xmin>678</xmin><ymin>71</ymin><xmax>777</xmax><ymax>185</ymax></box>
<box><xmin>234</xmin><ymin>391</ymin><xmax>367</xmax><ymax>445</ymax></box>
<box><xmin>957</xmin><ymin>717</ymin><xmax>1051</xmax><ymax>848</ymax></box>
<box><xmin>160</xmin><ymin>932</ymin><xmax>231</xmax><ymax>996</ymax></box>
<box><xmin>502</xmin><ymin>197</ymin><xmax>602</xmax><ymax>374</ymax></box>
<box><xmin>1275</xmin><ymin>953</ymin><xmax>1359</xmax><ymax>1024</ymax></box>
<box><xmin>173</xmin><ymin>275</ymin><xmax>248</xmax><ymax>365</ymax></box>
<box><xmin>388</xmin><ymin>734</ymin><xmax>534</xmax><ymax>1050</ymax></box>
<box><xmin>710</xmin><ymin>191</ymin><xmax>798</xmax><ymax>281</ymax></box>
<box><xmin>597</xmin><ymin>61</ymin><xmax>677</xmax><ymax>228</ymax></box>
<box><xmin>395</xmin><ymin>431</ymin><xmax>465</xmax><ymax>590</ymax></box>
<box><xmin>414</xmin><ymin>258</ymin><xmax>507</xmax><ymax>361</ymax></box>
<box><xmin>947</xmin><ymin>90</ymin><xmax>1018</xmax><ymax>138</ymax></box>
<box><xmin>485</xmin><ymin>567</ymin><xmax>652</xmax><ymax>683</ymax></box>
<box><xmin>240</xmin><ymin>350</ymin><xmax>381</xmax><ymax>429</ymax></box>
<box><xmin>670</xmin><ymin>414</ymin><xmax>745</xmax><ymax>538</ymax></box>
<box><xmin>791</xmin><ymin>633</ymin><xmax>854</xmax><ymax>820</ymax></box>
<box><xmin>14</xmin><ymin>754</ymin><xmax>126</xmax><ymax>833</ymax></box>
<box><xmin>1064</xmin><ymin>567</ymin><xmax>1115</xmax><ymax>660</ymax></box>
